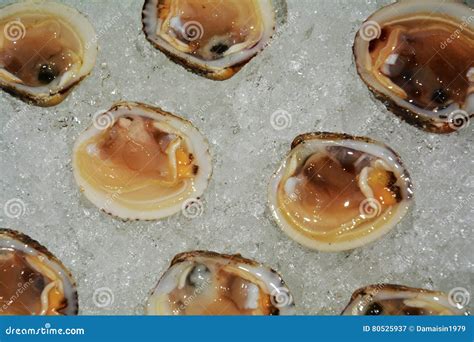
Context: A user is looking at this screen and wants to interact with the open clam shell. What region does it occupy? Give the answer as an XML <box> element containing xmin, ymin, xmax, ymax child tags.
<box><xmin>268</xmin><ymin>132</ymin><xmax>413</xmax><ymax>252</ymax></box>
<box><xmin>0</xmin><ymin>1</ymin><xmax>97</xmax><ymax>106</ymax></box>
<box><xmin>72</xmin><ymin>101</ymin><xmax>212</xmax><ymax>221</ymax></box>
<box><xmin>142</xmin><ymin>0</ymin><xmax>286</xmax><ymax>80</ymax></box>
<box><xmin>146</xmin><ymin>251</ymin><xmax>295</xmax><ymax>315</ymax></box>
<box><xmin>353</xmin><ymin>0</ymin><xmax>474</xmax><ymax>133</ymax></box>
<box><xmin>342</xmin><ymin>284</ymin><xmax>469</xmax><ymax>315</ymax></box>
<box><xmin>0</xmin><ymin>229</ymin><xmax>78</xmax><ymax>315</ymax></box>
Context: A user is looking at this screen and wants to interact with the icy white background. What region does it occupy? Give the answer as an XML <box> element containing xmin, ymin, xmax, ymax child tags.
<box><xmin>0</xmin><ymin>0</ymin><xmax>472</xmax><ymax>315</ymax></box>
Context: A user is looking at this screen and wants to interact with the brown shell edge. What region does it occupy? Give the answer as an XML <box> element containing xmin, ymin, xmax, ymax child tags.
<box><xmin>0</xmin><ymin>228</ymin><xmax>79</xmax><ymax>315</ymax></box>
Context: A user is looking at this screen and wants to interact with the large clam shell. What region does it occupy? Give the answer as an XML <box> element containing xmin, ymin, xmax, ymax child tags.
<box><xmin>72</xmin><ymin>101</ymin><xmax>212</xmax><ymax>221</ymax></box>
<box><xmin>268</xmin><ymin>132</ymin><xmax>413</xmax><ymax>252</ymax></box>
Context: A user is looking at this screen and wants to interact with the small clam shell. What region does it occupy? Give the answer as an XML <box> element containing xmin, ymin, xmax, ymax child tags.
<box><xmin>146</xmin><ymin>251</ymin><xmax>295</xmax><ymax>315</ymax></box>
<box><xmin>342</xmin><ymin>284</ymin><xmax>469</xmax><ymax>315</ymax></box>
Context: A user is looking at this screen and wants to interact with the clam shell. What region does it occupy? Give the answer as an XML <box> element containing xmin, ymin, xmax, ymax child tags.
<box><xmin>341</xmin><ymin>284</ymin><xmax>469</xmax><ymax>315</ymax></box>
<box><xmin>146</xmin><ymin>250</ymin><xmax>295</xmax><ymax>315</ymax></box>
<box><xmin>353</xmin><ymin>0</ymin><xmax>474</xmax><ymax>133</ymax></box>
<box><xmin>268</xmin><ymin>132</ymin><xmax>413</xmax><ymax>252</ymax></box>
<box><xmin>0</xmin><ymin>1</ymin><xmax>97</xmax><ymax>106</ymax></box>
<box><xmin>0</xmin><ymin>228</ymin><xmax>78</xmax><ymax>315</ymax></box>
<box><xmin>142</xmin><ymin>0</ymin><xmax>286</xmax><ymax>80</ymax></box>
<box><xmin>72</xmin><ymin>101</ymin><xmax>212</xmax><ymax>221</ymax></box>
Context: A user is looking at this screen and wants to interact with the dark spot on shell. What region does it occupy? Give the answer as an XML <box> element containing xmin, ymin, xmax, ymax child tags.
<box><xmin>38</xmin><ymin>63</ymin><xmax>59</xmax><ymax>84</ymax></box>
<box><xmin>192</xmin><ymin>165</ymin><xmax>199</xmax><ymax>175</ymax></box>
<box><xmin>210</xmin><ymin>43</ymin><xmax>229</xmax><ymax>55</ymax></box>
<box><xmin>365</xmin><ymin>302</ymin><xmax>383</xmax><ymax>315</ymax></box>
<box><xmin>403</xmin><ymin>307</ymin><xmax>424</xmax><ymax>315</ymax></box>
<box><xmin>431</xmin><ymin>88</ymin><xmax>449</xmax><ymax>105</ymax></box>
